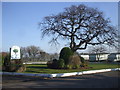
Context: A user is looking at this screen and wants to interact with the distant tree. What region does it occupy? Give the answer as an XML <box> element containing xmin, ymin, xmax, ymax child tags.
<box><xmin>40</xmin><ymin>51</ymin><xmax>47</xmax><ymax>61</ymax></box>
<box><xmin>89</xmin><ymin>45</ymin><xmax>107</xmax><ymax>61</ymax></box>
<box><xmin>21</xmin><ymin>46</ymin><xmax>42</xmax><ymax>61</ymax></box>
<box><xmin>50</xmin><ymin>53</ymin><xmax>59</xmax><ymax>60</ymax></box>
<box><xmin>27</xmin><ymin>45</ymin><xmax>42</xmax><ymax>61</ymax></box>
<box><xmin>21</xmin><ymin>46</ymin><xmax>53</xmax><ymax>62</ymax></box>
<box><xmin>39</xmin><ymin>4</ymin><xmax>117</xmax><ymax>53</ymax></box>
<box><xmin>21</xmin><ymin>47</ymin><xmax>28</xmax><ymax>61</ymax></box>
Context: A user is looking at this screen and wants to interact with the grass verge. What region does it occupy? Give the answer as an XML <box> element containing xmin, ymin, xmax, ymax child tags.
<box><xmin>23</xmin><ymin>62</ymin><xmax>120</xmax><ymax>74</ymax></box>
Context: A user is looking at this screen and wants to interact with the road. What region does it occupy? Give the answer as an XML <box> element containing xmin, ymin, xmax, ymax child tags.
<box><xmin>2</xmin><ymin>71</ymin><xmax>120</xmax><ymax>88</ymax></box>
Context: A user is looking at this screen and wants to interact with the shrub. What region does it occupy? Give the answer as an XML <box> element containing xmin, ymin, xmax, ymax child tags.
<box><xmin>66</xmin><ymin>64</ymin><xmax>72</xmax><ymax>69</ymax></box>
<box><xmin>3</xmin><ymin>53</ymin><xmax>26</xmax><ymax>72</ymax></box>
<box><xmin>80</xmin><ymin>56</ymin><xmax>85</xmax><ymax>64</ymax></box>
<box><xmin>16</xmin><ymin>65</ymin><xmax>26</xmax><ymax>72</ymax></box>
<box><xmin>52</xmin><ymin>59</ymin><xmax>58</xmax><ymax>69</ymax></box>
<box><xmin>3</xmin><ymin>53</ymin><xmax>11</xmax><ymax>71</ymax></box>
<box><xmin>80</xmin><ymin>61</ymin><xmax>88</xmax><ymax>67</ymax></box>
<box><xmin>58</xmin><ymin>59</ymin><xmax>65</xmax><ymax>69</ymax></box>
<box><xmin>74</xmin><ymin>65</ymin><xmax>80</xmax><ymax>69</ymax></box>
<box><xmin>1</xmin><ymin>52</ymin><xmax>8</xmax><ymax>65</ymax></box>
<box><xmin>68</xmin><ymin>53</ymin><xmax>81</xmax><ymax>69</ymax></box>
<box><xmin>59</xmin><ymin>47</ymin><xmax>73</xmax><ymax>65</ymax></box>
<box><xmin>80</xmin><ymin>56</ymin><xmax>89</xmax><ymax>67</ymax></box>
<box><xmin>47</xmin><ymin>61</ymin><xmax>53</xmax><ymax>68</ymax></box>
<box><xmin>47</xmin><ymin>59</ymin><xmax>58</xmax><ymax>69</ymax></box>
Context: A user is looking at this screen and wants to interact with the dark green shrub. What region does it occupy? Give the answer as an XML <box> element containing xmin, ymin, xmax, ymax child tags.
<box><xmin>47</xmin><ymin>61</ymin><xmax>53</xmax><ymax>68</ymax></box>
<box><xmin>1</xmin><ymin>52</ymin><xmax>8</xmax><ymax>65</ymax></box>
<box><xmin>58</xmin><ymin>59</ymin><xmax>65</xmax><ymax>69</ymax></box>
<box><xmin>47</xmin><ymin>59</ymin><xmax>58</xmax><ymax>69</ymax></box>
<box><xmin>79</xmin><ymin>56</ymin><xmax>89</xmax><ymax>67</ymax></box>
<box><xmin>52</xmin><ymin>59</ymin><xmax>58</xmax><ymax>69</ymax></box>
<box><xmin>59</xmin><ymin>47</ymin><xmax>73</xmax><ymax>65</ymax></box>
<box><xmin>80</xmin><ymin>56</ymin><xmax>85</xmax><ymax>64</ymax></box>
<box><xmin>3</xmin><ymin>53</ymin><xmax>11</xmax><ymax>71</ymax></box>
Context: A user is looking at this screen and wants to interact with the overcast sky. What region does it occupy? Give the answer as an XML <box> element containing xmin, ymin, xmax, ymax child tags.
<box><xmin>2</xmin><ymin>2</ymin><xmax>118</xmax><ymax>53</ymax></box>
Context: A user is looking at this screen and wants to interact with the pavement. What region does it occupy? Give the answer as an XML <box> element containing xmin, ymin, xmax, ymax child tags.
<box><xmin>2</xmin><ymin>71</ymin><xmax>120</xmax><ymax>88</ymax></box>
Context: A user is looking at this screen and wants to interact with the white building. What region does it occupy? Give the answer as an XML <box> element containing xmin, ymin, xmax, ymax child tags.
<box><xmin>80</xmin><ymin>53</ymin><xmax>120</xmax><ymax>62</ymax></box>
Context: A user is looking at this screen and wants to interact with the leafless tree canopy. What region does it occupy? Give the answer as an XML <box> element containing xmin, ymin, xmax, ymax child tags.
<box><xmin>21</xmin><ymin>45</ymin><xmax>59</xmax><ymax>62</ymax></box>
<box><xmin>89</xmin><ymin>45</ymin><xmax>107</xmax><ymax>54</ymax></box>
<box><xmin>21</xmin><ymin>45</ymin><xmax>42</xmax><ymax>61</ymax></box>
<box><xmin>88</xmin><ymin>45</ymin><xmax>108</xmax><ymax>61</ymax></box>
<box><xmin>39</xmin><ymin>4</ymin><xmax>117</xmax><ymax>52</ymax></box>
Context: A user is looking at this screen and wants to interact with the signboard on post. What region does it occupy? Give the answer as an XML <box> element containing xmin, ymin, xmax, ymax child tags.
<box><xmin>10</xmin><ymin>46</ymin><xmax>21</xmax><ymax>59</ymax></box>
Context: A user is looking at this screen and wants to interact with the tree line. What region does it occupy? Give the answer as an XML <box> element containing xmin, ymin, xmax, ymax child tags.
<box><xmin>21</xmin><ymin>45</ymin><xmax>59</xmax><ymax>62</ymax></box>
<box><xmin>1</xmin><ymin>45</ymin><xmax>59</xmax><ymax>63</ymax></box>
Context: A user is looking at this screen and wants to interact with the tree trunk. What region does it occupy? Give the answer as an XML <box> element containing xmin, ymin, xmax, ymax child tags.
<box><xmin>97</xmin><ymin>54</ymin><xmax>100</xmax><ymax>62</ymax></box>
<box><xmin>70</xmin><ymin>35</ymin><xmax>76</xmax><ymax>53</ymax></box>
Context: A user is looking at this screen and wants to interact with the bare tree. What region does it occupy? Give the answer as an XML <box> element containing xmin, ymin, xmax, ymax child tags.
<box><xmin>21</xmin><ymin>47</ymin><xmax>27</xmax><ymax>59</ymax></box>
<box><xmin>89</xmin><ymin>45</ymin><xmax>107</xmax><ymax>61</ymax></box>
<box><xmin>25</xmin><ymin>45</ymin><xmax>42</xmax><ymax>61</ymax></box>
<box><xmin>39</xmin><ymin>51</ymin><xmax>46</xmax><ymax>61</ymax></box>
<box><xmin>21</xmin><ymin>46</ymin><xmax>53</xmax><ymax>62</ymax></box>
<box><xmin>50</xmin><ymin>53</ymin><xmax>59</xmax><ymax>60</ymax></box>
<box><xmin>39</xmin><ymin>4</ymin><xmax>117</xmax><ymax>52</ymax></box>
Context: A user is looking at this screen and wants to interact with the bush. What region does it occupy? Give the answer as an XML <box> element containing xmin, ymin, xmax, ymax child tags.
<box><xmin>80</xmin><ymin>56</ymin><xmax>85</xmax><ymax>64</ymax></box>
<box><xmin>16</xmin><ymin>65</ymin><xmax>26</xmax><ymax>72</ymax></box>
<box><xmin>80</xmin><ymin>61</ymin><xmax>88</xmax><ymax>67</ymax></box>
<box><xmin>58</xmin><ymin>59</ymin><xmax>65</xmax><ymax>69</ymax></box>
<box><xmin>66</xmin><ymin>64</ymin><xmax>72</xmax><ymax>69</ymax></box>
<box><xmin>47</xmin><ymin>59</ymin><xmax>58</xmax><ymax>69</ymax></box>
<box><xmin>80</xmin><ymin>56</ymin><xmax>89</xmax><ymax>67</ymax></box>
<box><xmin>3</xmin><ymin>53</ymin><xmax>26</xmax><ymax>72</ymax></box>
<box><xmin>59</xmin><ymin>47</ymin><xmax>73</xmax><ymax>65</ymax></box>
<box><xmin>47</xmin><ymin>61</ymin><xmax>53</xmax><ymax>68</ymax></box>
<box><xmin>1</xmin><ymin>52</ymin><xmax>8</xmax><ymax>65</ymax></box>
<box><xmin>68</xmin><ymin>53</ymin><xmax>81</xmax><ymax>69</ymax></box>
<box><xmin>74</xmin><ymin>65</ymin><xmax>80</xmax><ymax>69</ymax></box>
<box><xmin>52</xmin><ymin>59</ymin><xmax>58</xmax><ymax>69</ymax></box>
<box><xmin>3</xmin><ymin>53</ymin><xmax>11</xmax><ymax>71</ymax></box>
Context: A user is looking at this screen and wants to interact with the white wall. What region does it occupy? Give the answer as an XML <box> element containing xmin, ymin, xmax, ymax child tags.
<box><xmin>80</xmin><ymin>53</ymin><xmax>120</xmax><ymax>62</ymax></box>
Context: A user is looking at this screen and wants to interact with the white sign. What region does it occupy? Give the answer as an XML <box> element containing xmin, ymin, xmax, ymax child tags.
<box><xmin>10</xmin><ymin>46</ymin><xmax>21</xmax><ymax>59</ymax></box>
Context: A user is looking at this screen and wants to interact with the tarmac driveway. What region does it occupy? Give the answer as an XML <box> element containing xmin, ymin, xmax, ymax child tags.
<box><xmin>2</xmin><ymin>71</ymin><xmax>120</xmax><ymax>88</ymax></box>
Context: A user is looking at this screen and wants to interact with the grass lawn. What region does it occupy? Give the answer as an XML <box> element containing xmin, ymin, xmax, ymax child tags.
<box><xmin>24</xmin><ymin>62</ymin><xmax>120</xmax><ymax>74</ymax></box>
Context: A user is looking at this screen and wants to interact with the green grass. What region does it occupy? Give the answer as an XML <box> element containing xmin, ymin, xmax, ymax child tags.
<box><xmin>88</xmin><ymin>63</ymin><xmax>119</xmax><ymax>70</ymax></box>
<box><xmin>23</xmin><ymin>63</ymin><xmax>120</xmax><ymax>74</ymax></box>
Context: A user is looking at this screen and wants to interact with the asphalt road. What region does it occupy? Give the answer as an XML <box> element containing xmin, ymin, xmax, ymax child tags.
<box><xmin>2</xmin><ymin>71</ymin><xmax>120</xmax><ymax>88</ymax></box>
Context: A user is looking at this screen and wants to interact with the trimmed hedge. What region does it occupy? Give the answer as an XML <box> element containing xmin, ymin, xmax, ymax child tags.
<box><xmin>59</xmin><ymin>47</ymin><xmax>73</xmax><ymax>65</ymax></box>
<box><xmin>47</xmin><ymin>47</ymin><xmax>88</xmax><ymax>69</ymax></box>
<box><xmin>58</xmin><ymin>59</ymin><xmax>65</xmax><ymax>69</ymax></box>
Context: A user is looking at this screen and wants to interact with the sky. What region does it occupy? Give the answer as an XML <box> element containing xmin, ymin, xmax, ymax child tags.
<box><xmin>2</xmin><ymin>2</ymin><xmax>118</xmax><ymax>54</ymax></box>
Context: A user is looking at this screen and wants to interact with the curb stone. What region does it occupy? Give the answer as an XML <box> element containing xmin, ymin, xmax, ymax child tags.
<box><xmin>1</xmin><ymin>68</ymin><xmax>120</xmax><ymax>78</ymax></box>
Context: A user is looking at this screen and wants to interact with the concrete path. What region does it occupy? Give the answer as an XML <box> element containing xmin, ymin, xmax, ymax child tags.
<box><xmin>2</xmin><ymin>71</ymin><xmax>120</xmax><ymax>88</ymax></box>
